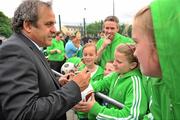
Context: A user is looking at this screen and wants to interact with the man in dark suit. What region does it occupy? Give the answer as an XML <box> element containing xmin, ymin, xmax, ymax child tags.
<box><xmin>0</xmin><ymin>0</ymin><xmax>90</xmax><ymax>120</ymax></box>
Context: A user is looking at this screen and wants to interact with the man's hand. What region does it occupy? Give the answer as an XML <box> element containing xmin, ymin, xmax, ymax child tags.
<box><xmin>96</xmin><ymin>34</ymin><xmax>113</xmax><ymax>62</ymax></box>
<box><xmin>102</xmin><ymin>34</ymin><xmax>113</xmax><ymax>48</ymax></box>
<box><xmin>102</xmin><ymin>39</ymin><xmax>111</xmax><ymax>48</ymax></box>
<box><xmin>72</xmin><ymin>68</ymin><xmax>90</xmax><ymax>91</ymax></box>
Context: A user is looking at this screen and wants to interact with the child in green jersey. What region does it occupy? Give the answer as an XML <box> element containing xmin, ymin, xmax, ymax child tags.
<box><xmin>132</xmin><ymin>0</ymin><xmax>180</xmax><ymax>119</ymax></box>
<box><xmin>75</xmin><ymin>43</ymin><xmax>104</xmax><ymax>120</ymax></box>
<box><xmin>74</xmin><ymin>43</ymin><xmax>147</xmax><ymax>120</ymax></box>
<box><xmin>104</xmin><ymin>61</ymin><xmax>114</xmax><ymax>76</ymax></box>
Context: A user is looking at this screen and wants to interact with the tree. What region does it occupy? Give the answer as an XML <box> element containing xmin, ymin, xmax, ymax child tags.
<box><xmin>120</xmin><ymin>24</ymin><xmax>132</xmax><ymax>38</ymax></box>
<box><xmin>86</xmin><ymin>21</ymin><xmax>102</xmax><ymax>36</ymax></box>
<box><xmin>0</xmin><ymin>11</ymin><xmax>12</xmax><ymax>38</ymax></box>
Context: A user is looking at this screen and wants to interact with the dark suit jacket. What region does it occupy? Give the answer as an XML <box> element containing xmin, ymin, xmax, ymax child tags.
<box><xmin>0</xmin><ymin>33</ymin><xmax>81</xmax><ymax>120</ymax></box>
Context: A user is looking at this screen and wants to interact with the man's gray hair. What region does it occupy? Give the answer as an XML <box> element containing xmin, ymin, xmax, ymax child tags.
<box><xmin>12</xmin><ymin>0</ymin><xmax>52</xmax><ymax>33</ymax></box>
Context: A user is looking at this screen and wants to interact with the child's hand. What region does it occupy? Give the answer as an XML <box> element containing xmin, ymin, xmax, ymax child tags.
<box><xmin>85</xmin><ymin>93</ymin><xmax>96</xmax><ymax>111</ymax></box>
<box><xmin>73</xmin><ymin>93</ymin><xmax>96</xmax><ymax>112</ymax></box>
<box><xmin>58</xmin><ymin>72</ymin><xmax>75</xmax><ymax>85</ymax></box>
<box><xmin>56</xmin><ymin>49</ymin><xmax>61</xmax><ymax>54</ymax></box>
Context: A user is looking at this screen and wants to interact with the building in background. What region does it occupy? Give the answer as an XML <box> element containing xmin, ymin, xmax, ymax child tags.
<box><xmin>62</xmin><ymin>25</ymin><xmax>83</xmax><ymax>37</ymax></box>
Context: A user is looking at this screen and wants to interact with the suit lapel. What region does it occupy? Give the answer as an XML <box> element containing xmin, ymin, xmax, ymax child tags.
<box><xmin>16</xmin><ymin>33</ymin><xmax>61</xmax><ymax>88</ymax></box>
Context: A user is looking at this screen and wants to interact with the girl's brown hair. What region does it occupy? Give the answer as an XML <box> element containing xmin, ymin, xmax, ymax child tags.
<box><xmin>116</xmin><ymin>43</ymin><xmax>138</xmax><ymax>64</ymax></box>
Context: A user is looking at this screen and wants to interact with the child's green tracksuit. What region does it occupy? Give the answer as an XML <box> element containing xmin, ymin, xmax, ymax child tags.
<box><xmin>144</xmin><ymin>0</ymin><xmax>180</xmax><ymax>119</ymax></box>
<box><xmin>141</xmin><ymin>76</ymin><xmax>158</xmax><ymax>120</ymax></box>
<box><xmin>76</xmin><ymin>65</ymin><xmax>104</xmax><ymax>119</ymax></box>
<box><xmin>88</xmin><ymin>68</ymin><xmax>148</xmax><ymax>120</ymax></box>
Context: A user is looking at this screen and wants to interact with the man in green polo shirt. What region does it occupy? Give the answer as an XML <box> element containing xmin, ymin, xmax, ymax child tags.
<box><xmin>96</xmin><ymin>16</ymin><xmax>133</xmax><ymax>69</ymax></box>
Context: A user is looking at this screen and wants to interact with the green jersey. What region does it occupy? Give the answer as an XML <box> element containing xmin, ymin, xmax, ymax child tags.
<box><xmin>96</xmin><ymin>33</ymin><xmax>133</xmax><ymax>69</ymax></box>
<box><xmin>76</xmin><ymin>65</ymin><xmax>104</xmax><ymax>119</ymax></box>
<box><xmin>89</xmin><ymin>68</ymin><xmax>147</xmax><ymax>120</ymax></box>
<box><xmin>148</xmin><ymin>0</ymin><xmax>180</xmax><ymax>119</ymax></box>
<box><xmin>46</xmin><ymin>39</ymin><xmax>65</xmax><ymax>61</ymax></box>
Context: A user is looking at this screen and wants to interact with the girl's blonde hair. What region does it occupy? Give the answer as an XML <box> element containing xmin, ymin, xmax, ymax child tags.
<box><xmin>82</xmin><ymin>42</ymin><xmax>97</xmax><ymax>53</ymax></box>
<box><xmin>134</xmin><ymin>6</ymin><xmax>155</xmax><ymax>44</ymax></box>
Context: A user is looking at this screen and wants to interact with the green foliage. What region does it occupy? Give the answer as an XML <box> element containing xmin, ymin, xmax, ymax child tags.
<box><xmin>86</xmin><ymin>21</ymin><xmax>103</xmax><ymax>35</ymax></box>
<box><xmin>119</xmin><ymin>24</ymin><xmax>125</xmax><ymax>34</ymax></box>
<box><xmin>127</xmin><ymin>25</ymin><xmax>132</xmax><ymax>37</ymax></box>
<box><xmin>120</xmin><ymin>24</ymin><xmax>132</xmax><ymax>38</ymax></box>
<box><xmin>0</xmin><ymin>11</ymin><xmax>12</xmax><ymax>38</ymax></box>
